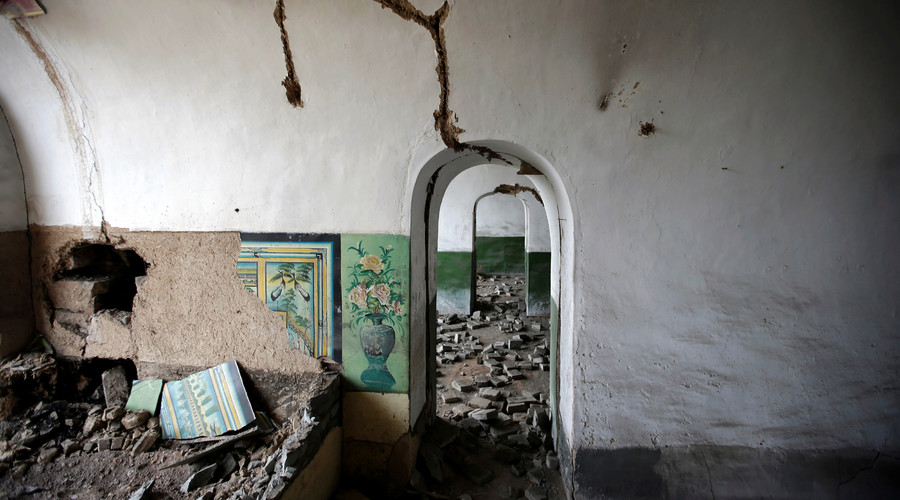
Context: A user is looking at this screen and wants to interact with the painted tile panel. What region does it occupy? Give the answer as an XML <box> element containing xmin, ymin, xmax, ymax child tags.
<box><xmin>341</xmin><ymin>234</ymin><xmax>410</xmax><ymax>393</ymax></box>
<box><xmin>239</xmin><ymin>233</ymin><xmax>341</xmax><ymax>361</ymax></box>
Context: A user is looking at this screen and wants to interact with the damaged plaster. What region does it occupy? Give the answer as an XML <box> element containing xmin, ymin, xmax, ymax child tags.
<box><xmin>12</xmin><ymin>20</ymin><xmax>106</xmax><ymax>239</ymax></box>
<box><xmin>493</xmin><ymin>183</ymin><xmax>543</xmax><ymax>206</ymax></box>
<box><xmin>30</xmin><ymin>227</ymin><xmax>321</xmax><ymax>375</ymax></box>
<box><xmin>274</xmin><ymin>0</ymin><xmax>304</xmax><ymax>108</ymax></box>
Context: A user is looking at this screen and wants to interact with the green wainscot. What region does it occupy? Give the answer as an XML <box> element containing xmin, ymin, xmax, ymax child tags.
<box><xmin>437</xmin><ymin>251</ymin><xmax>473</xmax><ymax>315</ymax></box>
<box><xmin>526</xmin><ymin>251</ymin><xmax>552</xmax><ymax>316</ymax></box>
<box><xmin>475</xmin><ymin>236</ymin><xmax>525</xmax><ymax>274</ymax></box>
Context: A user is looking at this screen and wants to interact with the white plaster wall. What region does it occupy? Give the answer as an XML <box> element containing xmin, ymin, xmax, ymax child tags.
<box><xmin>522</xmin><ymin>192</ymin><xmax>550</xmax><ymax>253</ymax></box>
<box><xmin>475</xmin><ymin>194</ymin><xmax>524</xmax><ymax>238</ymax></box>
<box><xmin>437</xmin><ymin>164</ymin><xmax>527</xmax><ymax>251</ymax></box>
<box><xmin>2</xmin><ymin>0</ymin><xmax>899</xmax><ymax>457</ymax></box>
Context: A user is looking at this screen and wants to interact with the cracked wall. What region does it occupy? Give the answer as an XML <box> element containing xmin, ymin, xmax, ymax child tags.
<box><xmin>2</xmin><ymin>0</ymin><xmax>900</xmax><ymax>496</ymax></box>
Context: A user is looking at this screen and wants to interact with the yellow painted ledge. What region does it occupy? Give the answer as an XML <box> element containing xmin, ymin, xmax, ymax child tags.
<box><xmin>282</xmin><ymin>426</ymin><xmax>342</xmax><ymax>500</ymax></box>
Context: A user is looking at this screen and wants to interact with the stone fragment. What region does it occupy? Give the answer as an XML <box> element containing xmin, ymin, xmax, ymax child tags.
<box><xmin>527</xmin><ymin>467</ymin><xmax>544</xmax><ymax>485</ymax></box>
<box><xmin>103</xmin><ymin>405</ymin><xmax>126</xmax><ymax>421</ymax></box>
<box><xmin>131</xmin><ymin>429</ymin><xmax>160</xmax><ymax>454</ymax></box>
<box><xmin>451</xmin><ymin>404</ymin><xmax>472</xmax><ymax>419</ymax></box>
<box><xmin>479</xmin><ymin>388</ymin><xmax>501</xmax><ymax>401</ymax></box>
<box><xmin>525</xmin><ymin>486</ymin><xmax>549</xmax><ymax>500</ymax></box>
<box><xmin>101</xmin><ymin>366</ymin><xmax>130</xmax><ymax>407</ymax></box>
<box><xmin>546</xmin><ymin>454</ymin><xmax>559</xmax><ymax>470</ymax></box>
<box><xmin>38</xmin><ymin>446</ymin><xmax>59</xmax><ymax>463</ymax></box>
<box><xmin>451</xmin><ymin>379</ymin><xmax>474</xmax><ymax>392</ymax></box>
<box><xmin>127</xmin><ymin>479</ymin><xmax>154</xmax><ymax>500</ymax></box>
<box><xmin>81</xmin><ymin>413</ymin><xmax>103</xmax><ymax>437</ymax></box>
<box><xmin>61</xmin><ymin>439</ymin><xmax>81</xmax><ymax>455</ymax></box>
<box><xmin>122</xmin><ymin>410</ymin><xmax>150</xmax><ymax>430</ymax></box>
<box><xmin>110</xmin><ymin>436</ymin><xmax>125</xmax><ymax>450</ymax></box>
<box><xmin>97</xmin><ymin>438</ymin><xmax>112</xmax><ymax>451</ymax></box>
<box><xmin>441</xmin><ymin>393</ymin><xmax>462</xmax><ymax>404</ymax></box>
<box><xmin>467</xmin><ymin>397</ymin><xmax>492</xmax><ymax>409</ymax></box>
<box><xmin>470</xmin><ymin>408</ymin><xmax>498</xmax><ymax>421</ymax></box>
<box><xmin>181</xmin><ymin>463</ymin><xmax>217</xmax><ymax>493</ymax></box>
<box><xmin>507</xmin><ymin>433</ymin><xmax>531</xmax><ymax>450</ymax></box>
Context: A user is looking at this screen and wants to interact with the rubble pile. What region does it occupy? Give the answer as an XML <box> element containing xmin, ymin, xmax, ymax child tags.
<box><xmin>0</xmin><ymin>352</ymin><xmax>340</xmax><ymax>499</ymax></box>
<box><xmin>412</xmin><ymin>274</ymin><xmax>561</xmax><ymax>500</ymax></box>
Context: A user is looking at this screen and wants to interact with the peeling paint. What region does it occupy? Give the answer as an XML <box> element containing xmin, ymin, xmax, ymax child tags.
<box><xmin>493</xmin><ymin>183</ymin><xmax>543</xmax><ymax>205</ymax></box>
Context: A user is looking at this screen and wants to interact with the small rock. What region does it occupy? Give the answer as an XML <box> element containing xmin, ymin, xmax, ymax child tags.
<box><xmin>38</xmin><ymin>446</ymin><xmax>59</xmax><ymax>463</ymax></box>
<box><xmin>122</xmin><ymin>410</ymin><xmax>151</xmax><ymax>430</ymax></box>
<box><xmin>131</xmin><ymin>428</ymin><xmax>160</xmax><ymax>454</ymax></box>
<box><xmin>525</xmin><ymin>485</ymin><xmax>548</xmax><ymax>500</ymax></box>
<box><xmin>451</xmin><ymin>379</ymin><xmax>475</xmax><ymax>392</ymax></box>
<box><xmin>110</xmin><ymin>436</ymin><xmax>125</xmax><ymax>450</ymax></box>
<box><xmin>146</xmin><ymin>417</ymin><xmax>160</xmax><ymax>430</ymax></box>
<box><xmin>103</xmin><ymin>405</ymin><xmax>126</xmax><ymax>421</ymax></box>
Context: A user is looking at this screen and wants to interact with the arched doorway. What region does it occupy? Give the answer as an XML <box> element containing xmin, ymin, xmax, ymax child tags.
<box><xmin>408</xmin><ymin>140</ymin><xmax>574</xmax><ymax>449</ymax></box>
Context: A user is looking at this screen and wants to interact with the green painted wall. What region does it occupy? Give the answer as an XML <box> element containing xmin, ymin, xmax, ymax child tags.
<box><xmin>437</xmin><ymin>251</ymin><xmax>473</xmax><ymax>314</ymax></box>
<box><xmin>475</xmin><ymin>236</ymin><xmax>525</xmax><ymax>274</ymax></box>
<box><xmin>526</xmin><ymin>252</ymin><xmax>552</xmax><ymax>316</ymax></box>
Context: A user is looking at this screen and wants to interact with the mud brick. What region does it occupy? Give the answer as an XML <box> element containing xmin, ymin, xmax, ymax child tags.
<box><xmin>474</xmin><ymin>375</ymin><xmax>491</xmax><ymax>387</ymax></box>
<box><xmin>518</xmin><ymin>362</ymin><xmax>534</xmax><ymax>371</ymax></box>
<box><xmin>533</xmin><ymin>347</ymin><xmax>549</xmax><ymax>356</ymax></box>
<box><xmin>46</xmin><ymin>277</ymin><xmax>112</xmax><ymax>313</ymax></box>
<box><xmin>530</xmin><ymin>323</ymin><xmax>542</xmax><ymax>332</ymax></box>
<box><xmin>509</xmin><ymin>370</ymin><xmax>526</xmax><ymax>380</ymax></box>
<box><xmin>451</xmin><ymin>404</ymin><xmax>472</xmax><ymax>418</ymax></box>
<box><xmin>510</xmin><ymin>463</ymin><xmax>527</xmax><ymax>477</ymax></box>
<box><xmin>527</xmin><ymin>468</ymin><xmax>544</xmax><ymax>485</ymax></box>
<box><xmin>512</xmin><ymin>413</ymin><xmax>528</xmax><ymax>423</ymax></box>
<box><xmin>102</xmin><ymin>367</ymin><xmax>130</xmax><ymax>408</ymax></box>
<box><xmin>470</xmin><ymin>408</ymin><xmax>498</xmax><ymax>421</ymax></box>
<box><xmin>451</xmin><ymin>379</ymin><xmax>475</xmax><ymax>392</ymax></box>
<box><xmin>467</xmin><ymin>396</ymin><xmax>492</xmax><ymax>409</ymax></box>
<box><xmin>508</xmin><ymin>339</ymin><xmax>523</xmax><ymax>350</ymax></box>
<box><xmin>110</xmin><ymin>436</ymin><xmax>124</xmax><ymax>450</ymax></box>
<box><xmin>507</xmin><ymin>401</ymin><xmax>528</xmax><ymax>414</ymax></box>
<box><xmin>493</xmin><ymin>341</ymin><xmax>506</xmax><ymax>349</ymax></box>
<box><xmin>442</xmin><ymin>393</ymin><xmax>462</xmax><ymax>404</ymax></box>
<box><xmin>480</xmin><ymin>388</ymin><xmax>501</xmax><ymax>401</ymax></box>
<box><xmin>546</xmin><ymin>454</ymin><xmax>559</xmax><ymax>470</ymax></box>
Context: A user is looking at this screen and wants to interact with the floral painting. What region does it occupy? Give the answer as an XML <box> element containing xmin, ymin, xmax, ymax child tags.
<box><xmin>341</xmin><ymin>234</ymin><xmax>409</xmax><ymax>393</ymax></box>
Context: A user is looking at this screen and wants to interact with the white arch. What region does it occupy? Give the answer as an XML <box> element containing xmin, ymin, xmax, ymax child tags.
<box><xmin>408</xmin><ymin>140</ymin><xmax>575</xmax><ymax>447</ymax></box>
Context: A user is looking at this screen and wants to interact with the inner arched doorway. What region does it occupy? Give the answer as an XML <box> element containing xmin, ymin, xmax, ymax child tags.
<box><xmin>408</xmin><ymin>140</ymin><xmax>574</xmax><ymax>449</ymax></box>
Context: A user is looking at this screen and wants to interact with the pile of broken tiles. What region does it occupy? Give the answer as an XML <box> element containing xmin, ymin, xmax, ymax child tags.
<box><xmin>425</xmin><ymin>275</ymin><xmax>559</xmax><ymax>500</ymax></box>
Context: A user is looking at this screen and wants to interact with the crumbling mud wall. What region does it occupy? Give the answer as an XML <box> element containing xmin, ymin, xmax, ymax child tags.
<box><xmin>0</xmin><ymin>230</ymin><xmax>33</xmax><ymax>357</ymax></box>
<box><xmin>30</xmin><ymin>226</ymin><xmax>320</xmax><ymax>375</ymax></box>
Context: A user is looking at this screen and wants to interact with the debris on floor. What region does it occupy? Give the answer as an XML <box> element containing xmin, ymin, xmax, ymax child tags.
<box><xmin>0</xmin><ymin>351</ymin><xmax>340</xmax><ymax>499</ymax></box>
<box><xmin>408</xmin><ymin>273</ymin><xmax>563</xmax><ymax>500</ymax></box>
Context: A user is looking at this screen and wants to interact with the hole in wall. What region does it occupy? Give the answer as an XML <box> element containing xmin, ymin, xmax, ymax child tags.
<box><xmin>52</xmin><ymin>243</ymin><xmax>148</xmax><ymax>314</ymax></box>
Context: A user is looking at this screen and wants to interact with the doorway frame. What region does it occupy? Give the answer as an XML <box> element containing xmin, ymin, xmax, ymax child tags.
<box><xmin>408</xmin><ymin>140</ymin><xmax>575</xmax><ymax>449</ymax></box>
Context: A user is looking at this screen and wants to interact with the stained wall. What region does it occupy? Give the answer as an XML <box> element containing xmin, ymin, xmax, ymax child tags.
<box><xmin>2</xmin><ymin>1</ymin><xmax>899</xmax><ymax>496</ymax></box>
